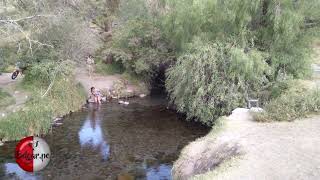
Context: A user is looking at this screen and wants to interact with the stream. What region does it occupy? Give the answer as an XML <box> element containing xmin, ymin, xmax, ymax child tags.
<box><xmin>0</xmin><ymin>96</ymin><xmax>209</xmax><ymax>180</ymax></box>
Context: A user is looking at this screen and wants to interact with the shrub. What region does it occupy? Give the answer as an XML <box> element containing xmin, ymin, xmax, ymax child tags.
<box><xmin>109</xmin><ymin>19</ymin><xmax>174</xmax><ymax>83</ymax></box>
<box><xmin>163</xmin><ymin>0</ymin><xmax>319</xmax><ymax>125</ymax></box>
<box><xmin>0</xmin><ymin>61</ymin><xmax>86</xmax><ymax>141</ymax></box>
<box><xmin>95</xmin><ymin>59</ymin><xmax>125</xmax><ymax>75</ymax></box>
<box><xmin>23</xmin><ymin>61</ymin><xmax>73</xmax><ymax>88</ymax></box>
<box><xmin>166</xmin><ymin>40</ymin><xmax>270</xmax><ymax>125</ymax></box>
<box><xmin>253</xmin><ymin>80</ymin><xmax>320</xmax><ymax>122</ymax></box>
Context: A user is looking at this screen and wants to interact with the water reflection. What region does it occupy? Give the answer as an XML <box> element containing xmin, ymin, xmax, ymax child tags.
<box><xmin>0</xmin><ymin>97</ymin><xmax>209</xmax><ymax>179</ymax></box>
<box><xmin>146</xmin><ymin>164</ymin><xmax>172</xmax><ymax>180</ymax></box>
<box><xmin>78</xmin><ymin>105</ymin><xmax>110</xmax><ymax>160</ymax></box>
<box><xmin>2</xmin><ymin>163</ymin><xmax>38</xmax><ymax>180</ymax></box>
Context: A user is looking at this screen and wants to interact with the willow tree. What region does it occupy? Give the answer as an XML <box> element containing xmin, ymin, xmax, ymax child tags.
<box><xmin>165</xmin><ymin>0</ymin><xmax>320</xmax><ymax>125</ymax></box>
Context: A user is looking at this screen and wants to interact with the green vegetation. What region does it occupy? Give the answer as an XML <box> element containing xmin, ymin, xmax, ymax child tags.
<box><xmin>0</xmin><ymin>1</ymin><xmax>93</xmax><ymax>141</ymax></box>
<box><xmin>93</xmin><ymin>0</ymin><xmax>320</xmax><ymax>124</ymax></box>
<box><xmin>0</xmin><ymin>62</ymin><xmax>86</xmax><ymax>141</ymax></box>
<box><xmin>166</xmin><ymin>41</ymin><xmax>269</xmax><ymax>125</ymax></box>
<box><xmin>254</xmin><ymin>80</ymin><xmax>320</xmax><ymax>122</ymax></box>
<box><xmin>1</xmin><ymin>0</ymin><xmax>320</xmax><ymax>141</ymax></box>
<box><xmin>164</xmin><ymin>0</ymin><xmax>320</xmax><ymax>124</ymax></box>
<box><xmin>106</xmin><ymin>19</ymin><xmax>174</xmax><ymax>82</ymax></box>
<box><xmin>0</xmin><ymin>89</ymin><xmax>15</xmax><ymax>108</ymax></box>
<box><xmin>95</xmin><ymin>58</ymin><xmax>125</xmax><ymax>75</ymax></box>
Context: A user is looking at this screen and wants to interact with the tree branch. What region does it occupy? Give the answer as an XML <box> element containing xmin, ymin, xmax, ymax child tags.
<box><xmin>41</xmin><ymin>62</ymin><xmax>63</xmax><ymax>98</ymax></box>
<box><xmin>0</xmin><ymin>14</ymin><xmax>55</xmax><ymax>53</ymax></box>
<box><xmin>0</xmin><ymin>14</ymin><xmax>54</xmax><ymax>23</ymax></box>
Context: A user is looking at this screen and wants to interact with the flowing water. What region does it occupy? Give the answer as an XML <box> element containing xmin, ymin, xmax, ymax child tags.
<box><xmin>0</xmin><ymin>97</ymin><xmax>209</xmax><ymax>180</ymax></box>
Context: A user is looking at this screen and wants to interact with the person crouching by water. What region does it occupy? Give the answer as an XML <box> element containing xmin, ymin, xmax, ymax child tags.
<box><xmin>90</xmin><ymin>87</ymin><xmax>102</xmax><ymax>104</ymax></box>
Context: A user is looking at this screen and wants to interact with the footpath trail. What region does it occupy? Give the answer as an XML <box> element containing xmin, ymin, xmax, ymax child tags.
<box><xmin>75</xmin><ymin>67</ymin><xmax>121</xmax><ymax>92</ymax></box>
<box><xmin>75</xmin><ymin>66</ymin><xmax>145</xmax><ymax>97</ymax></box>
<box><xmin>184</xmin><ymin>112</ymin><xmax>320</xmax><ymax>180</ymax></box>
<box><xmin>0</xmin><ymin>73</ymin><xmax>28</xmax><ymax>116</ymax></box>
<box><xmin>0</xmin><ymin>65</ymin><xmax>146</xmax><ymax>116</ymax></box>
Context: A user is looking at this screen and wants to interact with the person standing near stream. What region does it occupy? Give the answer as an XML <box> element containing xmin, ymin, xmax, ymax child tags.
<box><xmin>86</xmin><ymin>55</ymin><xmax>95</xmax><ymax>75</ymax></box>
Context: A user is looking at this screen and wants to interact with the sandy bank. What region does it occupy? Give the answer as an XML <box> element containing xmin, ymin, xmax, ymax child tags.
<box><xmin>75</xmin><ymin>67</ymin><xmax>149</xmax><ymax>98</ymax></box>
<box><xmin>173</xmin><ymin>109</ymin><xmax>320</xmax><ymax>180</ymax></box>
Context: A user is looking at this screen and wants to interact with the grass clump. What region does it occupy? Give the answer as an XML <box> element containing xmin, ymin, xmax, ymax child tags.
<box><xmin>254</xmin><ymin>80</ymin><xmax>320</xmax><ymax>122</ymax></box>
<box><xmin>0</xmin><ymin>88</ymin><xmax>15</xmax><ymax>108</ymax></box>
<box><xmin>0</xmin><ymin>99</ymin><xmax>53</xmax><ymax>141</ymax></box>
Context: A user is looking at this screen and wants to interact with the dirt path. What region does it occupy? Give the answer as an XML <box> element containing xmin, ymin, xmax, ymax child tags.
<box><xmin>75</xmin><ymin>67</ymin><xmax>121</xmax><ymax>92</ymax></box>
<box><xmin>75</xmin><ymin>66</ymin><xmax>147</xmax><ymax>97</ymax></box>
<box><xmin>187</xmin><ymin>111</ymin><xmax>320</xmax><ymax>180</ymax></box>
<box><xmin>0</xmin><ymin>73</ymin><xmax>28</xmax><ymax>116</ymax></box>
<box><xmin>173</xmin><ymin>109</ymin><xmax>320</xmax><ymax>180</ymax></box>
<box><xmin>0</xmin><ymin>65</ymin><xmax>147</xmax><ymax>116</ymax></box>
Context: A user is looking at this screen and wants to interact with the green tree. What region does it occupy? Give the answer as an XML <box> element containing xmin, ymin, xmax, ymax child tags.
<box><xmin>164</xmin><ymin>0</ymin><xmax>320</xmax><ymax>124</ymax></box>
<box><xmin>166</xmin><ymin>40</ymin><xmax>269</xmax><ymax>125</ymax></box>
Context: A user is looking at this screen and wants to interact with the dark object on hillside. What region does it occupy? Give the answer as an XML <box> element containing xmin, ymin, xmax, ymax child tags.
<box><xmin>11</xmin><ymin>70</ymin><xmax>19</xmax><ymax>80</ymax></box>
<box><xmin>104</xmin><ymin>53</ymin><xmax>114</xmax><ymax>64</ymax></box>
<box><xmin>248</xmin><ymin>99</ymin><xmax>259</xmax><ymax>108</ymax></box>
<box><xmin>11</xmin><ymin>62</ymin><xmax>28</xmax><ymax>80</ymax></box>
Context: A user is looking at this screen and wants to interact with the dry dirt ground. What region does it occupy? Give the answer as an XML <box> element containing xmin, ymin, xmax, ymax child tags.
<box><xmin>188</xmin><ymin>111</ymin><xmax>320</xmax><ymax>180</ymax></box>
<box><xmin>75</xmin><ymin>67</ymin><xmax>147</xmax><ymax>98</ymax></box>
<box><xmin>0</xmin><ymin>73</ymin><xmax>28</xmax><ymax>116</ymax></box>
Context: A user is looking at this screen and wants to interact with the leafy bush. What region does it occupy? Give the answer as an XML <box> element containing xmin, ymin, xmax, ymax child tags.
<box><xmin>162</xmin><ymin>0</ymin><xmax>320</xmax><ymax>125</ymax></box>
<box><xmin>0</xmin><ymin>61</ymin><xmax>86</xmax><ymax>141</ymax></box>
<box><xmin>0</xmin><ymin>46</ymin><xmax>18</xmax><ymax>72</ymax></box>
<box><xmin>95</xmin><ymin>59</ymin><xmax>125</xmax><ymax>75</ymax></box>
<box><xmin>254</xmin><ymin>80</ymin><xmax>320</xmax><ymax>122</ymax></box>
<box><xmin>166</xmin><ymin>41</ymin><xmax>269</xmax><ymax>125</ymax></box>
<box><xmin>110</xmin><ymin>19</ymin><xmax>174</xmax><ymax>82</ymax></box>
<box><xmin>23</xmin><ymin>61</ymin><xmax>73</xmax><ymax>88</ymax></box>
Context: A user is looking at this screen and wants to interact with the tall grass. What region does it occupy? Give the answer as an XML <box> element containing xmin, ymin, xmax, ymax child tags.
<box><xmin>0</xmin><ymin>100</ymin><xmax>52</xmax><ymax>141</ymax></box>
<box><xmin>0</xmin><ymin>88</ymin><xmax>15</xmax><ymax>108</ymax></box>
<box><xmin>0</xmin><ymin>63</ymin><xmax>86</xmax><ymax>141</ymax></box>
<box><xmin>253</xmin><ymin>80</ymin><xmax>320</xmax><ymax>122</ymax></box>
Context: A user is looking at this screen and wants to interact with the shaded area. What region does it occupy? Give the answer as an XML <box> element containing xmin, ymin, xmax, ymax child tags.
<box><xmin>0</xmin><ymin>97</ymin><xmax>209</xmax><ymax>179</ymax></box>
<box><xmin>150</xmin><ymin>67</ymin><xmax>167</xmax><ymax>95</ymax></box>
